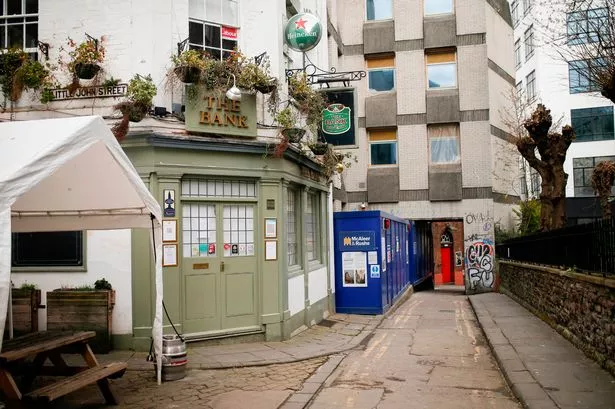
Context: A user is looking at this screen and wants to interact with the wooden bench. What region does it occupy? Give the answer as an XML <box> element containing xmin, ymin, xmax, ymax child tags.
<box><xmin>24</xmin><ymin>362</ymin><xmax>127</xmax><ymax>404</ymax></box>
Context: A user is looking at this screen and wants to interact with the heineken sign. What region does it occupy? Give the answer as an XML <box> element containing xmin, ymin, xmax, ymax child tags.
<box><xmin>284</xmin><ymin>13</ymin><xmax>322</xmax><ymax>52</ymax></box>
<box><xmin>318</xmin><ymin>89</ymin><xmax>356</xmax><ymax>146</ymax></box>
<box><xmin>322</xmin><ymin>103</ymin><xmax>351</xmax><ymax>135</ymax></box>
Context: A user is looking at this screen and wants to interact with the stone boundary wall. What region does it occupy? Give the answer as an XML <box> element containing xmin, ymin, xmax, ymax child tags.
<box><xmin>498</xmin><ymin>260</ymin><xmax>615</xmax><ymax>375</ymax></box>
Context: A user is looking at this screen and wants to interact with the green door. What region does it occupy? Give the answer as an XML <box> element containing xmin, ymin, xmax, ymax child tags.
<box><xmin>181</xmin><ymin>202</ymin><xmax>259</xmax><ymax>335</ymax></box>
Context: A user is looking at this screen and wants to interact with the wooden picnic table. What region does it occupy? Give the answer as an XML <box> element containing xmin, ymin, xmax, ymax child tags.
<box><xmin>0</xmin><ymin>331</ymin><xmax>126</xmax><ymax>407</ymax></box>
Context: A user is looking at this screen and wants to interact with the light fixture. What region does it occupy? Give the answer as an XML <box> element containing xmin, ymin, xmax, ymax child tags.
<box><xmin>226</xmin><ymin>74</ymin><xmax>242</xmax><ymax>101</ymax></box>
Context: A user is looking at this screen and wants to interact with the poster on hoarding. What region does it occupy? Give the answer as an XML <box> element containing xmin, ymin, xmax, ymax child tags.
<box><xmin>342</xmin><ymin>252</ymin><xmax>367</xmax><ymax>287</ymax></box>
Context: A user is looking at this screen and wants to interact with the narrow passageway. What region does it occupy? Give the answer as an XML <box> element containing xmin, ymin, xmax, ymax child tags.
<box><xmin>308</xmin><ymin>289</ymin><xmax>521</xmax><ymax>409</ymax></box>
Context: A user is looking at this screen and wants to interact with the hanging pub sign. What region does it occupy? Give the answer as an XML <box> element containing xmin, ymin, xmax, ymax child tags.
<box><xmin>185</xmin><ymin>87</ymin><xmax>257</xmax><ymax>137</ymax></box>
<box><xmin>49</xmin><ymin>83</ymin><xmax>128</xmax><ymax>101</ymax></box>
<box><xmin>318</xmin><ymin>89</ymin><xmax>356</xmax><ymax>146</ymax></box>
<box><xmin>284</xmin><ymin>13</ymin><xmax>322</xmax><ymax>52</ymax></box>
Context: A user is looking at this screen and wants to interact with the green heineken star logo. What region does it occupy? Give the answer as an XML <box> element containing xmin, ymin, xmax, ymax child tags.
<box><xmin>284</xmin><ymin>13</ymin><xmax>322</xmax><ymax>52</ymax></box>
<box><xmin>322</xmin><ymin>103</ymin><xmax>351</xmax><ymax>135</ymax></box>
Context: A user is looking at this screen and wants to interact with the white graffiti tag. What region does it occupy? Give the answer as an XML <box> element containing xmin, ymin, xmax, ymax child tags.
<box><xmin>466</xmin><ymin>241</ymin><xmax>494</xmax><ymax>290</ymax></box>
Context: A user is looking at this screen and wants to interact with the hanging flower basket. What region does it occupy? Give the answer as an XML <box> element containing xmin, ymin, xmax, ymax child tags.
<box><xmin>174</xmin><ymin>66</ymin><xmax>202</xmax><ymax>84</ymax></box>
<box><xmin>281</xmin><ymin>128</ymin><xmax>306</xmax><ymax>143</ymax></box>
<box><xmin>254</xmin><ymin>82</ymin><xmax>277</xmax><ymax>94</ymax></box>
<box><xmin>74</xmin><ymin>63</ymin><xmax>101</xmax><ymax>80</ymax></box>
<box><xmin>118</xmin><ymin>102</ymin><xmax>148</xmax><ymax>123</ymax></box>
<box><xmin>309</xmin><ymin>142</ymin><xmax>329</xmax><ymax>155</ymax></box>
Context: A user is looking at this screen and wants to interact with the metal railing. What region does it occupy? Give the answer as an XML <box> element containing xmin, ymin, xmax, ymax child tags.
<box><xmin>496</xmin><ymin>218</ymin><xmax>615</xmax><ymax>277</ymax></box>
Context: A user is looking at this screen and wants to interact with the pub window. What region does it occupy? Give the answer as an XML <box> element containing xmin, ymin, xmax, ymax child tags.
<box><xmin>305</xmin><ymin>192</ymin><xmax>320</xmax><ymax>262</ymax></box>
<box><xmin>287</xmin><ymin>188</ymin><xmax>300</xmax><ymax>267</ymax></box>
<box><xmin>0</xmin><ymin>0</ymin><xmax>39</xmax><ymax>57</ymax></box>
<box><xmin>12</xmin><ymin>231</ymin><xmax>83</xmax><ymax>267</ymax></box>
<box><xmin>188</xmin><ymin>0</ymin><xmax>238</xmax><ymax>60</ymax></box>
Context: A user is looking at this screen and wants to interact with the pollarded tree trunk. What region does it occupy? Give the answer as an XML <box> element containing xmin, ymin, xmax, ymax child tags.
<box><xmin>517</xmin><ymin>105</ymin><xmax>574</xmax><ymax>231</ymax></box>
<box><xmin>591</xmin><ymin>160</ymin><xmax>615</xmax><ymax>220</ymax></box>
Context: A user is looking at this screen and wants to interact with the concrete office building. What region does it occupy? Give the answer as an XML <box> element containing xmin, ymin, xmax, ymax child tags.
<box><xmin>324</xmin><ymin>0</ymin><xmax>518</xmax><ymax>289</ymax></box>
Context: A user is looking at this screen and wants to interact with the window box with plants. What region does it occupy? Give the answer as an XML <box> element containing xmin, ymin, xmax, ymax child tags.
<box><xmin>46</xmin><ymin>279</ymin><xmax>115</xmax><ymax>353</ymax></box>
<box><xmin>7</xmin><ymin>283</ymin><xmax>42</xmax><ymax>337</ymax></box>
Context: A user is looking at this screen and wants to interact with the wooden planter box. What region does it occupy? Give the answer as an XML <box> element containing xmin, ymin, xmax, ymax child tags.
<box><xmin>46</xmin><ymin>290</ymin><xmax>115</xmax><ymax>353</ymax></box>
<box><xmin>6</xmin><ymin>289</ymin><xmax>41</xmax><ymax>336</ymax></box>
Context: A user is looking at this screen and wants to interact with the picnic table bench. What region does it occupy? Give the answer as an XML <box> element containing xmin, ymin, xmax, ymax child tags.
<box><xmin>0</xmin><ymin>331</ymin><xmax>126</xmax><ymax>407</ymax></box>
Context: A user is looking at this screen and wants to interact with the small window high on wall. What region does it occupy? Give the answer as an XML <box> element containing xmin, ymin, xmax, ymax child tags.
<box><xmin>425</xmin><ymin>0</ymin><xmax>453</xmax><ymax>15</ymax></box>
<box><xmin>189</xmin><ymin>0</ymin><xmax>238</xmax><ymax>59</ymax></box>
<box><xmin>0</xmin><ymin>0</ymin><xmax>39</xmax><ymax>56</ymax></box>
<box><xmin>369</xmin><ymin>130</ymin><xmax>397</xmax><ymax>165</ymax></box>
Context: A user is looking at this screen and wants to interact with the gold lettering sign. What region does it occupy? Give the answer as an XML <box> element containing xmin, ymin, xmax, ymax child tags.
<box><xmin>185</xmin><ymin>88</ymin><xmax>257</xmax><ymax>137</ymax></box>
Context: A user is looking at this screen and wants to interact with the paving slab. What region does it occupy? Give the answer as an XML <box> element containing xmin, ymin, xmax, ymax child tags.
<box><xmin>469</xmin><ymin>292</ymin><xmax>615</xmax><ymax>409</ymax></box>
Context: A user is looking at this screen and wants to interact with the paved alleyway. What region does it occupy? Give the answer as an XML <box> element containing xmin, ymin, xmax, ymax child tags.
<box><xmin>303</xmin><ymin>288</ymin><xmax>521</xmax><ymax>409</ymax></box>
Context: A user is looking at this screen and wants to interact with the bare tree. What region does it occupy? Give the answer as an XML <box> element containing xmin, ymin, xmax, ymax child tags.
<box><xmin>517</xmin><ymin>104</ymin><xmax>575</xmax><ymax>230</ymax></box>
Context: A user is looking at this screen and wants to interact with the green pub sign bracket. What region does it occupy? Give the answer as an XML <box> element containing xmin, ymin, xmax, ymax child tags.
<box><xmin>185</xmin><ymin>87</ymin><xmax>257</xmax><ymax>137</ymax></box>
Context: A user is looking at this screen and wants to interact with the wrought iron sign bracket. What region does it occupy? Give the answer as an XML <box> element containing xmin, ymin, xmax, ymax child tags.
<box><xmin>37</xmin><ymin>41</ymin><xmax>50</xmax><ymax>60</ymax></box>
<box><xmin>85</xmin><ymin>33</ymin><xmax>99</xmax><ymax>52</ymax></box>
<box><xmin>285</xmin><ymin>64</ymin><xmax>366</xmax><ymax>88</ymax></box>
<box><xmin>177</xmin><ymin>38</ymin><xmax>189</xmax><ymax>56</ymax></box>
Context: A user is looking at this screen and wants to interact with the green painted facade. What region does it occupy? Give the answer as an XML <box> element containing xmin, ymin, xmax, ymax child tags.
<box><xmin>122</xmin><ymin>132</ymin><xmax>333</xmax><ymax>350</ymax></box>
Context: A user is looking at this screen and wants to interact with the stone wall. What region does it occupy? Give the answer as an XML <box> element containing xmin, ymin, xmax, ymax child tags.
<box><xmin>499</xmin><ymin>260</ymin><xmax>615</xmax><ymax>374</ymax></box>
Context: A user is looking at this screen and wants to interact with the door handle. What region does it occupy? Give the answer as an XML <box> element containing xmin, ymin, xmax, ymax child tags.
<box><xmin>220</xmin><ymin>261</ymin><xmax>225</xmax><ymax>272</ymax></box>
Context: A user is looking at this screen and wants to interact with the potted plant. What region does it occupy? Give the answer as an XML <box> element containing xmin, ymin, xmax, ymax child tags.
<box><xmin>46</xmin><ymin>278</ymin><xmax>115</xmax><ymax>353</ymax></box>
<box><xmin>288</xmin><ymin>72</ymin><xmax>327</xmax><ymax>134</ymax></box>
<box><xmin>117</xmin><ymin>74</ymin><xmax>157</xmax><ymax>122</ymax></box>
<box><xmin>65</xmin><ymin>37</ymin><xmax>105</xmax><ymax>80</ymax></box>
<box><xmin>8</xmin><ymin>282</ymin><xmax>41</xmax><ymax>336</ymax></box>
<box><xmin>275</xmin><ymin>107</ymin><xmax>305</xmax><ymax>143</ymax></box>
<box><xmin>0</xmin><ymin>48</ymin><xmax>54</xmax><ymax>103</ymax></box>
<box><xmin>237</xmin><ymin>53</ymin><xmax>277</xmax><ymax>94</ymax></box>
<box><xmin>171</xmin><ymin>50</ymin><xmax>207</xmax><ymax>84</ymax></box>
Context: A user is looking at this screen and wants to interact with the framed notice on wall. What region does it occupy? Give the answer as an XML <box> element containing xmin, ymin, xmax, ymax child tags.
<box><xmin>162</xmin><ymin>220</ymin><xmax>177</xmax><ymax>242</ymax></box>
<box><xmin>163</xmin><ymin>244</ymin><xmax>178</xmax><ymax>267</ymax></box>
<box><xmin>265</xmin><ymin>218</ymin><xmax>277</xmax><ymax>238</ymax></box>
<box><xmin>265</xmin><ymin>240</ymin><xmax>277</xmax><ymax>261</ymax></box>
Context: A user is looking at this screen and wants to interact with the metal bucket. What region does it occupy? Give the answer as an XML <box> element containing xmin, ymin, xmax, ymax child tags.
<box><xmin>155</xmin><ymin>334</ymin><xmax>187</xmax><ymax>381</ymax></box>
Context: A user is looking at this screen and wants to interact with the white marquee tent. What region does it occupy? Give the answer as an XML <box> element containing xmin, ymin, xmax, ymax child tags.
<box><xmin>0</xmin><ymin>116</ymin><xmax>163</xmax><ymax>383</ymax></box>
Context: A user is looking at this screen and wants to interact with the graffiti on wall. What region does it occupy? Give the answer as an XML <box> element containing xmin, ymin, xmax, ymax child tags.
<box><xmin>466</xmin><ymin>240</ymin><xmax>494</xmax><ymax>290</ymax></box>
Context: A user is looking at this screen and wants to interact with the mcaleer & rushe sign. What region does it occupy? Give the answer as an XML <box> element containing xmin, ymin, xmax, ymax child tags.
<box><xmin>185</xmin><ymin>87</ymin><xmax>257</xmax><ymax>137</ymax></box>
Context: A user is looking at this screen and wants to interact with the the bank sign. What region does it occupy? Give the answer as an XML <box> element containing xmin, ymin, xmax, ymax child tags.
<box><xmin>339</xmin><ymin>231</ymin><xmax>376</xmax><ymax>251</ymax></box>
<box><xmin>284</xmin><ymin>13</ymin><xmax>322</xmax><ymax>52</ymax></box>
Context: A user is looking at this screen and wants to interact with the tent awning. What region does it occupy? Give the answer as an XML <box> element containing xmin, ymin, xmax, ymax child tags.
<box><xmin>0</xmin><ymin>116</ymin><xmax>164</xmax><ymax>383</ymax></box>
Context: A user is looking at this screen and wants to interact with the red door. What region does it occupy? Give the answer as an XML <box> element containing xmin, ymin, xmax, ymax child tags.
<box><xmin>441</xmin><ymin>247</ymin><xmax>452</xmax><ymax>283</ymax></box>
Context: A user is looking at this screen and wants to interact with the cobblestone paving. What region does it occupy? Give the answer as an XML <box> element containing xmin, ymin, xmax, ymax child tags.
<box><xmin>48</xmin><ymin>357</ymin><xmax>327</xmax><ymax>409</ymax></box>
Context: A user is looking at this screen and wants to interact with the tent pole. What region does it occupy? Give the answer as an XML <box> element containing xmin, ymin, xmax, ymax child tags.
<box><xmin>8</xmin><ymin>281</ymin><xmax>12</xmax><ymax>339</ymax></box>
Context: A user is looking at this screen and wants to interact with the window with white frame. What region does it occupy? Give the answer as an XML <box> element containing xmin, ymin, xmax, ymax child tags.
<box><xmin>425</xmin><ymin>0</ymin><xmax>453</xmax><ymax>15</ymax></box>
<box><xmin>189</xmin><ymin>0</ymin><xmax>238</xmax><ymax>60</ymax></box>
<box><xmin>524</xmin><ymin>26</ymin><xmax>534</xmax><ymax>59</ymax></box>
<box><xmin>369</xmin><ymin>130</ymin><xmax>397</xmax><ymax>165</ymax></box>
<box><xmin>305</xmin><ymin>192</ymin><xmax>320</xmax><ymax>262</ymax></box>
<box><xmin>516</xmin><ymin>81</ymin><xmax>524</xmax><ymax>99</ymax></box>
<box><xmin>514</xmin><ymin>39</ymin><xmax>521</xmax><ymax>68</ymax></box>
<box><xmin>428</xmin><ymin>124</ymin><xmax>460</xmax><ymax>164</ymax></box>
<box><xmin>287</xmin><ymin>188</ymin><xmax>300</xmax><ymax>267</ymax></box>
<box><xmin>367</xmin><ymin>57</ymin><xmax>395</xmax><ymax>92</ymax></box>
<box><xmin>366</xmin><ymin>0</ymin><xmax>392</xmax><ymax>20</ymax></box>
<box><xmin>0</xmin><ymin>0</ymin><xmax>38</xmax><ymax>55</ymax></box>
<box><xmin>426</xmin><ymin>51</ymin><xmax>457</xmax><ymax>88</ymax></box>
<box><xmin>526</xmin><ymin>70</ymin><xmax>536</xmax><ymax>100</ymax></box>
<box><xmin>511</xmin><ymin>1</ymin><xmax>519</xmax><ymax>26</ymax></box>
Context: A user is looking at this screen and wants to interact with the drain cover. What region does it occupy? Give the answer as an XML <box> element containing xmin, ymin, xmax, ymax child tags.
<box><xmin>317</xmin><ymin>319</ymin><xmax>336</xmax><ymax>328</ymax></box>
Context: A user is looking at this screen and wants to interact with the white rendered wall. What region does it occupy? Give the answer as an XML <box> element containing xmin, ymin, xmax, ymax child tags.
<box><xmin>308</xmin><ymin>267</ymin><xmax>328</xmax><ymax>304</ymax></box>
<box><xmin>11</xmin><ymin>230</ymin><xmax>132</xmax><ymax>334</ymax></box>
<box><xmin>288</xmin><ymin>274</ymin><xmax>305</xmax><ymax>317</ymax></box>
